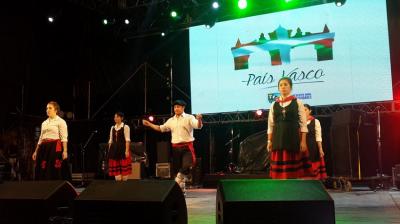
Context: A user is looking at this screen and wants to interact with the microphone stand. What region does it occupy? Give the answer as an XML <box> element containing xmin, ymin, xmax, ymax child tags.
<box><xmin>78</xmin><ymin>130</ymin><xmax>97</xmax><ymax>187</ymax></box>
<box><xmin>375</xmin><ymin>107</ymin><xmax>387</xmax><ymax>190</ymax></box>
<box><xmin>225</xmin><ymin>127</ymin><xmax>240</xmax><ymax>173</ymax></box>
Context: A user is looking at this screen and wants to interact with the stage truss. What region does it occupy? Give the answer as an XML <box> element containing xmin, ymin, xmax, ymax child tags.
<box><xmin>128</xmin><ymin>100</ymin><xmax>400</xmax><ymax>125</ymax></box>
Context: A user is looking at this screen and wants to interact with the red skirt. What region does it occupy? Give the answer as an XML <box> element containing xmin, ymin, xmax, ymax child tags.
<box><xmin>270</xmin><ymin>150</ymin><xmax>313</xmax><ymax>179</ymax></box>
<box><xmin>108</xmin><ymin>152</ymin><xmax>132</xmax><ymax>176</ymax></box>
<box><xmin>311</xmin><ymin>157</ymin><xmax>327</xmax><ymax>180</ymax></box>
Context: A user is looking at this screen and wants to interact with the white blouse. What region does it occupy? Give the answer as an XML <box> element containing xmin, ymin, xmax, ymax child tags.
<box><xmin>37</xmin><ymin>115</ymin><xmax>68</xmax><ymax>145</ymax></box>
<box><xmin>108</xmin><ymin>122</ymin><xmax>131</xmax><ymax>144</ymax></box>
<box><xmin>307</xmin><ymin>119</ymin><xmax>323</xmax><ymax>142</ymax></box>
<box><xmin>160</xmin><ymin>113</ymin><xmax>203</xmax><ymax>144</ymax></box>
<box><xmin>267</xmin><ymin>98</ymin><xmax>308</xmax><ymax>134</ymax></box>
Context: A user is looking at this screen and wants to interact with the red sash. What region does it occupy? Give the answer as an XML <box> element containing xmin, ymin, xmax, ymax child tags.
<box><xmin>42</xmin><ymin>139</ymin><xmax>62</xmax><ymax>152</ymax></box>
<box><xmin>172</xmin><ymin>141</ymin><xmax>196</xmax><ymax>167</ymax></box>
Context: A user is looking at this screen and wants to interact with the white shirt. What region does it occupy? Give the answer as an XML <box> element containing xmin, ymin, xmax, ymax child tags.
<box><xmin>108</xmin><ymin>122</ymin><xmax>131</xmax><ymax>144</ymax></box>
<box><xmin>160</xmin><ymin>113</ymin><xmax>203</xmax><ymax>144</ymax></box>
<box><xmin>267</xmin><ymin>98</ymin><xmax>308</xmax><ymax>134</ymax></box>
<box><xmin>37</xmin><ymin>115</ymin><xmax>68</xmax><ymax>145</ymax></box>
<box><xmin>307</xmin><ymin>119</ymin><xmax>323</xmax><ymax>142</ymax></box>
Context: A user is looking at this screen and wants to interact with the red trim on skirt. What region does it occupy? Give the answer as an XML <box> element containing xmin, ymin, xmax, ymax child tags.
<box><xmin>311</xmin><ymin>158</ymin><xmax>327</xmax><ymax>180</ymax></box>
<box><xmin>270</xmin><ymin>150</ymin><xmax>313</xmax><ymax>179</ymax></box>
<box><xmin>108</xmin><ymin>152</ymin><xmax>132</xmax><ymax>176</ymax></box>
<box><xmin>172</xmin><ymin>141</ymin><xmax>196</xmax><ymax>167</ymax></box>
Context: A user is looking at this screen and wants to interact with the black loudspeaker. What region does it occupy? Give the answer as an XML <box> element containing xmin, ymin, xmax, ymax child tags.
<box><xmin>395</xmin><ymin>164</ymin><xmax>400</xmax><ymax>189</ymax></box>
<box><xmin>157</xmin><ymin>141</ymin><xmax>171</xmax><ymax>163</ymax></box>
<box><xmin>217</xmin><ymin>179</ymin><xmax>335</xmax><ymax>224</ymax></box>
<box><xmin>330</xmin><ymin>125</ymin><xmax>360</xmax><ymax>177</ymax></box>
<box><xmin>0</xmin><ymin>181</ymin><xmax>78</xmax><ymax>224</ymax></box>
<box><xmin>331</xmin><ymin>109</ymin><xmax>365</xmax><ymax>126</ymax></box>
<box><xmin>74</xmin><ymin>180</ymin><xmax>187</xmax><ymax>224</ymax></box>
<box><xmin>330</xmin><ymin>109</ymin><xmax>376</xmax><ymax>177</ymax></box>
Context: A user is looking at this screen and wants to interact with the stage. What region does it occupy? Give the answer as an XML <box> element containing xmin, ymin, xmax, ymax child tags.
<box><xmin>184</xmin><ymin>188</ymin><xmax>400</xmax><ymax>224</ymax></box>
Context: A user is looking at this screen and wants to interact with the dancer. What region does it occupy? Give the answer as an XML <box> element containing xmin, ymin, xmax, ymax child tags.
<box><xmin>32</xmin><ymin>101</ymin><xmax>68</xmax><ymax>180</ymax></box>
<box><xmin>108</xmin><ymin>112</ymin><xmax>132</xmax><ymax>181</ymax></box>
<box><xmin>304</xmin><ymin>104</ymin><xmax>327</xmax><ymax>180</ymax></box>
<box><xmin>143</xmin><ymin>100</ymin><xmax>202</xmax><ymax>190</ymax></box>
<box><xmin>267</xmin><ymin>77</ymin><xmax>312</xmax><ymax>179</ymax></box>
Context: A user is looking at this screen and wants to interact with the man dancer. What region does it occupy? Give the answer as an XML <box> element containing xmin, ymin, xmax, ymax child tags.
<box><xmin>143</xmin><ymin>100</ymin><xmax>202</xmax><ymax>190</ymax></box>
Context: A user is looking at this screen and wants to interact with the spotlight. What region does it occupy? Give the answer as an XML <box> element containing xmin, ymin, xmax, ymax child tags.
<box><xmin>103</xmin><ymin>19</ymin><xmax>108</xmax><ymax>25</ymax></box>
<box><xmin>212</xmin><ymin>1</ymin><xmax>220</xmax><ymax>9</ymax></box>
<box><xmin>170</xmin><ymin>11</ymin><xmax>178</xmax><ymax>18</ymax></box>
<box><xmin>238</xmin><ymin>0</ymin><xmax>247</xmax><ymax>9</ymax></box>
<box><xmin>48</xmin><ymin>16</ymin><xmax>54</xmax><ymax>23</ymax></box>
<box><xmin>161</xmin><ymin>32</ymin><xmax>166</xmax><ymax>37</ymax></box>
<box><xmin>255</xmin><ymin>109</ymin><xmax>263</xmax><ymax>116</ymax></box>
<box><xmin>148</xmin><ymin>115</ymin><xmax>155</xmax><ymax>122</ymax></box>
<box><xmin>335</xmin><ymin>0</ymin><xmax>346</xmax><ymax>7</ymax></box>
<box><xmin>124</xmin><ymin>19</ymin><xmax>130</xmax><ymax>25</ymax></box>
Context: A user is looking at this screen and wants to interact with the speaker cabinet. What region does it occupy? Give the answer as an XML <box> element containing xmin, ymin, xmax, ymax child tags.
<box><xmin>74</xmin><ymin>180</ymin><xmax>187</xmax><ymax>224</ymax></box>
<box><xmin>217</xmin><ymin>179</ymin><xmax>335</xmax><ymax>224</ymax></box>
<box><xmin>0</xmin><ymin>181</ymin><xmax>77</xmax><ymax>224</ymax></box>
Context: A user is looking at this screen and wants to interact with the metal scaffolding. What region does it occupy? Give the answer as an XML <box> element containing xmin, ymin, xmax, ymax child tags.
<box><xmin>129</xmin><ymin>100</ymin><xmax>400</xmax><ymax>125</ymax></box>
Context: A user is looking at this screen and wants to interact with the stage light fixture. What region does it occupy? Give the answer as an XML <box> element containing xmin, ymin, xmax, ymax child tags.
<box><xmin>48</xmin><ymin>16</ymin><xmax>54</xmax><ymax>23</ymax></box>
<box><xmin>238</xmin><ymin>0</ymin><xmax>247</xmax><ymax>9</ymax></box>
<box><xmin>335</xmin><ymin>0</ymin><xmax>346</xmax><ymax>7</ymax></box>
<box><xmin>170</xmin><ymin>10</ymin><xmax>178</xmax><ymax>18</ymax></box>
<box><xmin>124</xmin><ymin>19</ymin><xmax>130</xmax><ymax>25</ymax></box>
<box><xmin>103</xmin><ymin>19</ymin><xmax>108</xmax><ymax>25</ymax></box>
<box><xmin>255</xmin><ymin>109</ymin><xmax>263</xmax><ymax>116</ymax></box>
<box><xmin>148</xmin><ymin>115</ymin><xmax>155</xmax><ymax>122</ymax></box>
<box><xmin>161</xmin><ymin>32</ymin><xmax>166</xmax><ymax>37</ymax></box>
<box><xmin>212</xmin><ymin>1</ymin><xmax>220</xmax><ymax>9</ymax></box>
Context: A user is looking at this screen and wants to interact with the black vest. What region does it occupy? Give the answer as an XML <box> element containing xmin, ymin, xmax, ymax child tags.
<box><xmin>306</xmin><ymin>119</ymin><xmax>320</xmax><ymax>162</ymax></box>
<box><xmin>109</xmin><ymin>124</ymin><xmax>126</xmax><ymax>160</ymax></box>
<box><xmin>272</xmin><ymin>99</ymin><xmax>300</xmax><ymax>152</ymax></box>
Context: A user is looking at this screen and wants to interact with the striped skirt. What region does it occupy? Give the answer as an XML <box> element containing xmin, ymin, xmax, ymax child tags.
<box><xmin>311</xmin><ymin>157</ymin><xmax>328</xmax><ymax>180</ymax></box>
<box><xmin>270</xmin><ymin>150</ymin><xmax>313</xmax><ymax>179</ymax></box>
<box><xmin>108</xmin><ymin>152</ymin><xmax>132</xmax><ymax>176</ymax></box>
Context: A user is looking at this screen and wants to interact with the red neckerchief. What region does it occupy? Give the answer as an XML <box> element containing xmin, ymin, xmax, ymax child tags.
<box><xmin>275</xmin><ymin>95</ymin><xmax>296</xmax><ymax>103</ymax></box>
<box><xmin>307</xmin><ymin>116</ymin><xmax>315</xmax><ymax>121</ymax></box>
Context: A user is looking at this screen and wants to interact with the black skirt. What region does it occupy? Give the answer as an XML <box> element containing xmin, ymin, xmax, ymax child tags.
<box><xmin>35</xmin><ymin>140</ymin><xmax>69</xmax><ymax>180</ymax></box>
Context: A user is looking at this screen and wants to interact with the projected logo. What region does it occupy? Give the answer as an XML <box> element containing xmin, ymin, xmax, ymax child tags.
<box><xmin>268</xmin><ymin>92</ymin><xmax>312</xmax><ymax>103</ymax></box>
<box><xmin>231</xmin><ymin>25</ymin><xmax>335</xmax><ymax>70</ymax></box>
<box><xmin>268</xmin><ymin>93</ymin><xmax>280</xmax><ymax>103</ymax></box>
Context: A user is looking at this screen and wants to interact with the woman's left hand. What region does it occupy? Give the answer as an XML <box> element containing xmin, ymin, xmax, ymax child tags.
<box><xmin>62</xmin><ymin>151</ymin><xmax>68</xmax><ymax>160</ymax></box>
<box><xmin>125</xmin><ymin>150</ymin><xmax>130</xmax><ymax>158</ymax></box>
<box><xmin>300</xmin><ymin>141</ymin><xmax>308</xmax><ymax>153</ymax></box>
<box><xmin>319</xmin><ymin>149</ymin><xmax>325</xmax><ymax>157</ymax></box>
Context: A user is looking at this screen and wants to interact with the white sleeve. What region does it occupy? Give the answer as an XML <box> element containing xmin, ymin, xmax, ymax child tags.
<box><xmin>108</xmin><ymin>127</ymin><xmax>113</xmax><ymax>144</ymax></box>
<box><xmin>267</xmin><ymin>102</ymin><xmax>275</xmax><ymax>134</ymax></box>
<box><xmin>124</xmin><ymin>125</ymin><xmax>131</xmax><ymax>142</ymax></box>
<box><xmin>315</xmin><ymin>119</ymin><xmax>322</xmax><ymax>142</ymax></box>
<box><xmin>37</xmin><ymin>123</ymin><xmax>44</xmax><ymax>145</ymax></box>
<box><xmin>297</xmin><ymin>100</ymin><xmax>308</xmax><ymax>133</ymax></box>
<box><xmin>59</xmin><ymin>120</ymin><xmax>68</xmax><ymax>142</ymax></box>
<box><xmin>190</xmin><ymin>115</ymin><xmax>202</xmax><ymax>129</ymax></box>
<box><xmin>160</xmin><ymin>118</ymin><xmax>172</xmax><ymax>133</ymax></box>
